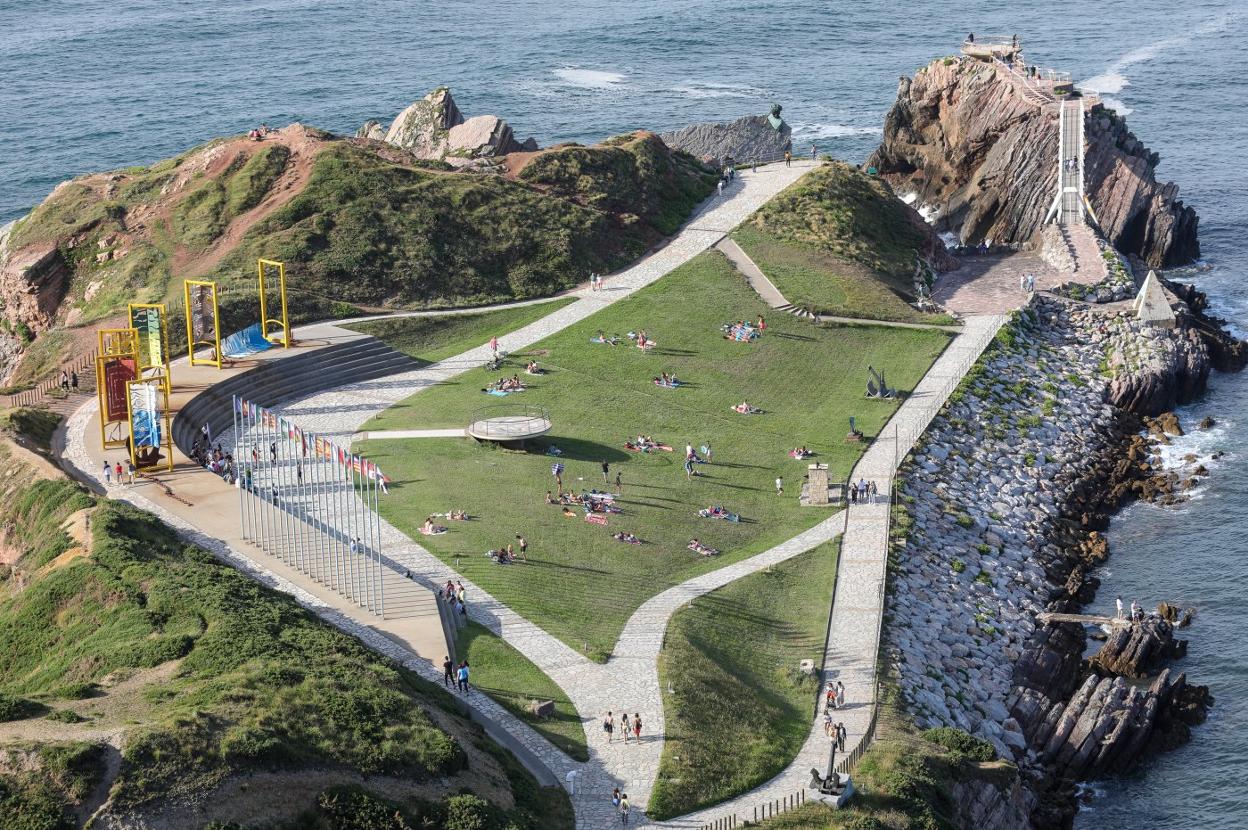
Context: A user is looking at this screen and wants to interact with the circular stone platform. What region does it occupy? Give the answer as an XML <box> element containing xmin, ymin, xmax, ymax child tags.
<box><xmin>467</xmin><ymin>404</ymin><xmax>552</xmax><ymax>442</ymax></box>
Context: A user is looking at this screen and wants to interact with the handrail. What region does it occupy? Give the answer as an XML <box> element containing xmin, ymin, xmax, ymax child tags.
<box><xmin>1</xmin><ymin>347</ymin><xmax>98</xmax><ymax>410</ymax></box>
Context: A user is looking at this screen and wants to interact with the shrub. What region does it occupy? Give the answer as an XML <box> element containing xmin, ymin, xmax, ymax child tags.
<box><xmin>444</xmin><ymin>794</ymin><xmax>492</xmax><ymax>830</ymax></box>
<box><xmin>0</xmin><ymin>694</ymin><xmax>44</xmax><ymax>722</ymax></box>
<box><xmin>955</xmin><ymin>513</ymin><xmax>973</xmax><ymax>529</ymax></box>
<box><xmin>974</xmin><ymin>570</ymin><xmax>992</xmax><ymax>585</ymax></box>
<box><xmin>950</xmin><ymin>559</ymin><xmax>966</xmax><ymax>574</ymax></box>
<box><xmin>923</xmin><ymin>727</ymin><xmax>996</xmax><ymax>762</ymax></box>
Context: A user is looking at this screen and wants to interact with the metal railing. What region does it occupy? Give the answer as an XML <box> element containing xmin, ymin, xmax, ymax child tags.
<box><xmin>698</xmin><ymin>789</ymin><xmax>807</xmax><ymax>830</ymax></box>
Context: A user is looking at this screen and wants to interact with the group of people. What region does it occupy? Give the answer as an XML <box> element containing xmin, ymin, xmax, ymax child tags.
<box><xmin>421</xmin><ymin>516</ymin><xmax>448</xmax><ymax>535</ymax></box>
<box><xmin>609</xmin><ymin>788</ymin><xmax>632</xmax><ymax>825</ymax></box>
<box><xmin>484</xmin><ymin>375</ymin><xmax>526</xmax><ymax>394</ymax></box>
<box><xmin>443</xmin><ymin>655</ymin><xmax>472</xmax><ymax>692</ymax></box>
<box><xmin>825</xmin><ymin>680</ymin><xmax>847</xmax><ymax>710</ymax></box>
<box><xmin>592</xmin><ymin>330</ymin><xmax>621</xmax><ymax>346</ymax></box>
<box><xmin>624</xmin><ymin>434</ymin><xmax>671</xmax><ymax>453</ymax></box>
<box><xmin>191</xmin><ymin>437</ymin><xmax>236</xmax><ymax>483</ymax></box>
<box><xmin>652</xmin><ymin>372</ymin><xmax>680</xmax><ymax>388</ymax></box>
<box><xmin>789</xmin><ymin>446</ymin><xmax>813</xmax><ymax>459</ymax></box>
<box><xmin>101</xmin><ymin>458</ymin><xmax>136</xmax><ymax>486</ymax></box>
<box><xmin>247</xmin><ymin>124</ymin><xmax>271</xmax><ymax>141</ymax></box>
<box><xmin>1019</xmin><ymin>272</ymin><xmax>1037</xmax><ymax>293</ymax></box>
<box><xmin>603</xmin><ymin>710</ymin><xmax>643</xmax><ymax>744</ymax></box>
<box><xmin>723</xmin><ymin>317</ymin><xmax>764</xmax><ymax>342</ymax></box>
<box><xmin>824</xmin><ymin>717</ymin><xmax>848</xmax><ymax>751</ymax></box>
<box><xmin>716</xmin><ymin>162</ymin><xmax>736</xmax><ymax>196</ymax></box>
<box><xmin>589</xmin><ymin>272</ymin><xmax>606</xmax><ymax>291</ymax></box>
<box><xmin>488</xmin><ymin>536</ymin><xmax>528</xmax><ymax>564</ymax></box>
<box><xmin>613</xmin><ymin>531</ymin><xmax>641</xmax><ymax>545</ymax></box>
<box><xmin>525</xmin><ymin>360</ymin><xmax>543</xmax><ymax>375</ymax></box>
<box><xmin>441</xmin><ymin>580</ymin><xmax>468</xmax><ymax>621</ymax></box>
<box><xmin>698</xmin><ymin>505</ymin><xmax>739</xmax><ymax>522</ymax></box>
<box><xmin>58</xmin><ymin>369</ymin><xmax>80</xmax><ymax>393</ymax></box>
<box><xmin>629</xmin><ymin>330</ymin><xmax>654</xmax><ymax>350</ymax></box>
<box><xmin>1115</xmin><ymin>596</ymin><xmax>1147</xmax><ymax>623</ymax></box>
<box><xmin>848</xmin><ymin>478</ymin><xmax>878</xmax><ymax>505</ymax></box>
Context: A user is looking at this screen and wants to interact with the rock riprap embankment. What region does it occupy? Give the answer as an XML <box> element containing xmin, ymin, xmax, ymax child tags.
<box><xmin>886</xmin><ymin>295</ymin><xmax>1217</xmax><ymax>824</ymax></box>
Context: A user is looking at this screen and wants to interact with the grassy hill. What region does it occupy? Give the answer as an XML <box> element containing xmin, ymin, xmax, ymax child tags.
<box><xmin>734</xmin><ymin>163</ymin><xmax>954</xmax><ymax>323</ymax></box>
<box><xmin>2</xmin><ymin>125</ymin><xmax>716</xmax><ymax>384</ymax></box>
<box><xmin>0</xmin><ymin>437</ymin><xmax>571</xmax><ymax>830</ymax></box>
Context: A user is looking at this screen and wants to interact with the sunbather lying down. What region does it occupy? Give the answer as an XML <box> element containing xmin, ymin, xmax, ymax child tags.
<box><xmin>591</xmin><ymin>330</ymin><xmax>620</xmax><ymax>345</ymax></box>
<box><xmin>435</xmin><ymin>509</ymin><xmax>469</xmax><ymax>520</ymax></box>
<box><xmin>732</xmin><ymin>401</ymin><xmax>761</xmax><ymax>414</ymax></box>
<box><xmin>789</xmin><ymin>447</ymin><xmax>813</xmax><ymax>459</ymax></box>
<box><xmin>613</xmin><ymin>532</ymin><xmax>642</xmax><ymax>545</ymax></box>
<box><xmin>721</xmin><ymin>320</ymin><xmax>759</xmax><ymax>342</ymax></box>
<box><xmin>698</xmin><ymin>505</ymin><xmax>740</xmax><ymax>522</ymax></box>
<box><xmin>624</xmin><ymin>435</ymin><xmax>674</xmax><ymax>452</ymax></box>
<box><xmin>687</xmin><ymin>538</ymin><xmax>720</xmax><ymax>556</ymax></box>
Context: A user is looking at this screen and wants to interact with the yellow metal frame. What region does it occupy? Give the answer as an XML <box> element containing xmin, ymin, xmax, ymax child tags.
<box><xmin>184</xmin><ymin>280</ymin><xmax>222</xmax><ymax>368</ymax></box>
<box><xmin>125</xmin><ymin>377</ymin><xmax>174</xmax><ymax>473</ymax></box>
<box><xmin>257</xmin><ymin>259</ymin><xmax>290</xmax><ymax>348</ymax></box>
<box><xmin>96</xmin><ymin>340</ymin><xmax>139</xmax><ymax>450</ymax></box>
<box><xmin>98</xmin><ymin>326</ymin><xmax>139</xmax><ymax>357</ymax></box>
<box><xmin>128</xmin><ymin>302</ymin><xmax>171</xmax><ymax>380</ymax></box>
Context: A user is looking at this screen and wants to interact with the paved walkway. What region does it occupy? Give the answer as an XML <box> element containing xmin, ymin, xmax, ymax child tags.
<box><xmin>60</xmin><ymin>160</ymin><xmax>829</xmax><ymax>828</ymax></box>
<box><xmin>661</xmin><ymin>314</ymin><xmax>1005</xmax><ymax>829</ymax></box>
<box><xmin>714</xmin><ymin>237</ymin><xmax>788</xmax><ymax>308</ymax></box>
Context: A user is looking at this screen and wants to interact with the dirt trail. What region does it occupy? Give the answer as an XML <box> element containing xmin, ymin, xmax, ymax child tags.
<box><xmin>175</xmin><ymin>125</ymin><xmax>327</xmax><ymax>277</ymax></box>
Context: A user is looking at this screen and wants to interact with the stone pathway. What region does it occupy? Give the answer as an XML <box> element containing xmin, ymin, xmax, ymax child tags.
<box><xmin>931</xmin><ymin>252</ymin><xmax>1059</xmax><ymax>314</ymax></box>
<box><xmin>659</xmin><ymin>314</ymin><xmax>1006</xmax><ymax>829</ymax></box>
<box><xmin>714</xmin><ymin>237</ymin><xmax>788</xmax><ymax>308</ymax></box>
<box><xmin>355</xmin><ymin>428</ymin><xmax>467</xmax><ymax>440</ymax></box>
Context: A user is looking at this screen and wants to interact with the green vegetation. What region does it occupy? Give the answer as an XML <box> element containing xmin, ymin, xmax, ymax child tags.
<box><xmin>650</xmin><ymin>542</ymin><xmax>839</xmax><ymax>818</ymax></box>
<box><xmin>357</xmin><ymin>252</ymin><xmax>949</xmax><ymax>658</ymax></box>
<box><xmin>0</xmin><ymin>447</ymin><xmax>570</xmax><ymax>827</ymax></box>
<box><xmin>224</xmin><ymin>136</ymin><xmax>714</xmax><ymax>308</ymax></box>
<box><xmin>0</xmin><ymin>408</ymin><xmax>63</xmax><ymax>451</ymax></box>
<box><xmin>346</xmin><ymin>298</ymin><xmax>577</xmax><ymax>365</ymax></box>
<box><xmin>0</xmin><ymin>742</ymin><xmax>107</xmax><ymax>830</ymax></box>
<box><xmin>737</xmin><ymin>163</ymin><xmax>951</xmax><ymax>323</ymax></box>
<box><xmin>458</xmin><ymin>622</ymin><xmax>588</xmax><ymax>761</ymax></box>
<box><xmin>748</xmin><ymin>692</ymin><xmax>1016</xmax><ymax>830</ymax></box>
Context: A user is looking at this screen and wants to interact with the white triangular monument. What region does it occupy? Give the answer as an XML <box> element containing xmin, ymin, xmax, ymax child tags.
<box><xmin>1134</xmin><ymin>270</ymin><xmax>1176</xmax><ymax>328</ymax></box>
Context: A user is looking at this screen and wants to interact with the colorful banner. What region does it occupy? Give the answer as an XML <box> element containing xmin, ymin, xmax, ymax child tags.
<box><xmin>129</xmin><ymin>306</ymin><xmax>165</xmax><ymax>369</ymax></box>
<box><xmin>129</xmin><ymin>382</ymin><xmax>161</xmax><ymax>448</ymax></box>
<box><xmin>103</xmin><ymin>357</ymin><xmax>137</xmax><ymax>422</ymax></box>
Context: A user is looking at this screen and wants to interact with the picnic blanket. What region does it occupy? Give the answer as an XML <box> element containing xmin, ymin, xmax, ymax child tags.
<box><xmin>698</xmin><ymin>507</ymin><xmax>740</xmax><ymax>522</ymax></box>
<box><xmin>585</xmin><ymin>513</ymin><xmax>608</xmax><ymax>526</ymax></box>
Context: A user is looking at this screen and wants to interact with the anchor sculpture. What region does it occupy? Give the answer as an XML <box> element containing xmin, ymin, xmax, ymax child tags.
<box><xmin>866</xmin><ymin>365</ymin><xmax>896</xmax><ymax>399</ymax></box>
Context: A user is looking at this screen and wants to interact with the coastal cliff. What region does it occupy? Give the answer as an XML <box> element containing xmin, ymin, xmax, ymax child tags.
<box><xmin>867</xmin><ymin>57</ymin><xmax>1199</xmax><ymax>267</ymax></box>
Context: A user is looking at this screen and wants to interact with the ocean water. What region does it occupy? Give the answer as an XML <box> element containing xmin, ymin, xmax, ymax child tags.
<box><xmin>4</xmin><ymin>1</ymin><xmax>1246</xmax><ymax>824</ymax></box>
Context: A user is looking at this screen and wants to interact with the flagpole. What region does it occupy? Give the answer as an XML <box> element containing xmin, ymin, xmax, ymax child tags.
<box><xmin>373</xmin><ymin>462</ymin><xmax>384</xmax><ymax>618</ymax></box>
<box><xmin>258</xmin><ymin>406</ymin><xmax>269</xmax><ymax>554</ymax></box>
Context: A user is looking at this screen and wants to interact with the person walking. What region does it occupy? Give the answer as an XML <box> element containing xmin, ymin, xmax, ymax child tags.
<box><xmin>633</xmin><ymin>712</ymin><xmax>642</xmax><ymax>742</ymax></box>
<box><xmin>684</xmin><ymin>456</ymin><xmax>694</xmax><ymax>481</ymax></box>
<box><xmin>1130</xmin><ymin>599</ymin><xmax>1140</xmax><ymax>622</ymax></box>
<box><xmin>752</xmin><ymin>158</ymin><xmax>758</xmax><ymax>173</ymax></box>
<box><xmin>488</xmin><ymin>335</ymin><xmax>499</xmax><ymax>359</ymax></box>
<box><xmin>810</xmin><ymin>144</ymin><xmax>817</xmax><ymax>160</ymax></box>
<box><xmin>456</xmin><ymin>661</ymin><xmax>470</xmax><ymax>693</ymax></box>
<box><xmin>619</xmin><ymin>793</ymin><xmax>630</xmax><ymax>825</ymax></box>
<box><xmin>775</xmin><ymin>476</ymin><xmax>784</xmax><ymax>495</ymax></box>
<box><xmin>836</xmin><ymin>722</ymin><xmax>847</xmax><ymax>752</ymax></box>
<box><xmin>1115</xmin><ymin>596</ymin><xmax>1124</xmax><ymax>619</ymax></box>
<box><xmin>127</xmin><ymin>460</ymin><xmax>137</xmax><ymax>484</ymax></box>
<box><xmin>836</xmin><ymin>681</ymin><xmax>846</xmax><ymax>709</ymax></box>
<box><xmin>620</xmin><ymin>712</ymin><xmax>631</xmax><ymax>744</ymax></box>
<box><xmin>868</xmin><ymin>480</ymin><xmax>878</xmax><ymax>504</ymax></box>
<box><xmin>717</xmin><ymin>179</ymin><xmax>724</xmax><ymax>197</ymax></box>
<box><xmin>442</xmin><ymin>655</ymin><xmax>454</xmax><ymax>687</ymax></box>
<box><xmin>603</xmin><ymin>711</ymin><xmax>616</xmax><ymax>743</ymax></box>
<box><xmin>70</xmin><ymin>371</ymin><xmax>79</xmax><ymax>392</ymax></box>
<box><xmin>611</xmin><ymin>788</ymin><xmax>621</xmax><ymax>811</ymax></box>
<box><xmin>60</xmin><ymin>370</ymin><xmax>68</xmax><ymax>392</ymax></box>
<box><xmin>114</xmin><ymin>461</ymin><xmax>124</xmax><ymax>485</ymax></box>
<box><xmin>456</xmin><ymin>580</ymin><xmax>466</xmax><ymax>605</ymax></box>
<box><xmin>614</xmin><ymin>471</ymin><xmax>622</xmax><ymax>494</ymax></box>
<box><xmin>601</xmin><ymin>459</ymin><xmax>610</xmax><ymax>482</ymax></box>
<box><xmin>784</xmin><ymin>149</ymin><xmax>792</xmax><ymax>167</ymax></box>
<box><xmin>103</xmin><ymin>460</ymin><xmax>112</xmax><ymax>486</ymax></box>
<box><xmin>704</xmin><ymin>443</ymin><xmax>713</xmax><ymax>464</ymax></box>
<box><xmin>515</xmin><ymin>534</ymin><xmax>528</xmax><ymax>561</ymax></box>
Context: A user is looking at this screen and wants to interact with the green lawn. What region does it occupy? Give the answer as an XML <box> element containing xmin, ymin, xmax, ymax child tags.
<box><xmin>345</xmin><ymin>298</ymin><xmax>576</xmax><ymax>364</ymax></box>
<box><xmin>734</xmin><ymin>225</ymin><xmax>951</xmax><ymax>325</ymax></box>
<box><xmin>649</xmin><ymin>542</ymin><xmax>839</xmax><ymax>818</ymax></box>
<box><xmin>357</xmin><ymin>251</ymin><xmax>950</xmax><ymax>660</ymax></box>
<box><xmin>459</xmin><ymin>622</ymin><xmax>589</xmax><ymax>761</ymax></box>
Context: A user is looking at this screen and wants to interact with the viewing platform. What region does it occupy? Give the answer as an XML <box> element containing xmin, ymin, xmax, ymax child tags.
<box><xmin>466</xmin><ymin>403</ymin><xmax>552</xmax><ymax>442</ymax></box>
<box><xmin>961</xmin><ymin>36</ymin><xmax>1076</xmax><ymax>104</ymax></box>
<box><xmin>960</xmin><ymin>35</ymin><xmax>1022</xmax><ymax>62</ymax></box>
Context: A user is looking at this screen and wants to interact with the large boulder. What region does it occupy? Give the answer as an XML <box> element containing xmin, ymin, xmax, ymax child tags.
<box><xmin>659</xmin><ymin>105</ymin><xmax>793</xmax><ymax>166</ymax></box>
<box><xmin>362</xmin><ymin>88</ymin><xmax>534</xmax><ymax>163</ymax></box>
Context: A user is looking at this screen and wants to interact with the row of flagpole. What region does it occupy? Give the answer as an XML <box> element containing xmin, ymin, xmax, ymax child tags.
<box><xmin>231</xmin><ymin>395</ymin><xmax>390</xmax><ymax>617</ymax></box>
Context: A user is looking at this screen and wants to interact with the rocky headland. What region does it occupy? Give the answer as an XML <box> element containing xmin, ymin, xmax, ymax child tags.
<box><xmin>887</xmin><ymin>294</ymin><xmax>1231</xmax><ymax>827</ymax></box>
<box><xmin>659</xmin><ymin>104</ymin><xmax>793</xmax><ymax>165</ymax></box>
<box><xmin>868</xmin><ymin>56</ymin><xmax>1199</xmax><ymax>267</ymax></box>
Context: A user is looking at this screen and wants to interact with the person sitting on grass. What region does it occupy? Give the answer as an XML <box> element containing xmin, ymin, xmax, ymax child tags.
<box><xmin>525</xmin><ymin>360</ymin><xmax>543</xmax><ymax>375</ymax></box>
<box><xmin>653</xmin><ymin>372</ymin><xmax>680</xmax><ymax>388</ymax></box>
<box><xmin>422</xmin><ymin>516</ymin><xmax>448</xmax><ymax>535</ymax></box>
<box><xmin>790</xmin><ymin>446</ymin><xmax>812</xmax><ymax>459</ymax></box>
<box><xmin>561</xmin><ymin>505</ymin><xmax>577</xmax><ymax>517</ymax></box>
<box><xmin>545</xmin><ymin>490</ymin><xmax>557</xmax><ymax>504</ymax></box>
<box><xmin>613</xmin><ymin>531</ymin><xmax>641</xmax><ymax>545</ymax></box>
<box><xmin>732</xmin><ymin>401</ymin><xmax>761</xmax><ymax>414</ymax></box>
<box><xmin>592</xmin><ymin>330</ymin><xmax>619</xmax><ymax>345</ymax></box>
